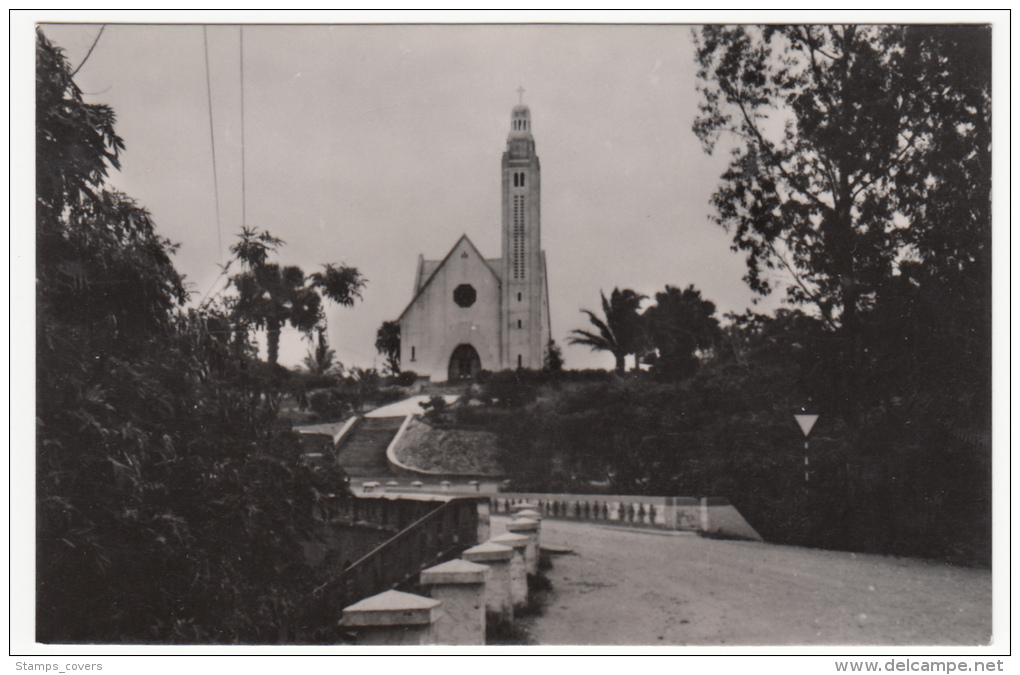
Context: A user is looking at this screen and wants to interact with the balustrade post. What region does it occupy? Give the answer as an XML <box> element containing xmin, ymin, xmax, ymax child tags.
<box><xmin>461</xmin><ymin>542</ymin><xmax>515</xmax><ymax>620</ymax></box>
<box><xmin>419</xmin><ymin>559</ymin><xmax>489</xmax><ymax>645</ymax></box>
<box><xmin>340</xmin><ymin>589</ymin><xmax>442</xmax><ymax>646</ymax></box>
<box><xmin>490</xmin><ymin>532</ymin><xmax>529</xmax><ymax>608</ymax></box>
<box><xmin>505</xmin><ymin>517</ymin><xmax>540</xmax><ymax>574</ymax></box>
<box><xmin>514</xmin><ymin>508</ymin><xmax>542</xmax><ymax>523</ymax></box>
<box><xmin>476</xmin><ymin>498</ymin><xmax>490</xmax><ymax>543</ymax></box>
<box><xmin>510</xmin><ymin>501</ymin><xmax>538</xmax><ymax>515</ymax></box>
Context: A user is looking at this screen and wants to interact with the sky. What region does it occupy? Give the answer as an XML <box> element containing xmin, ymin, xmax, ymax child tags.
<box><xmin>34</xmin><ymin>21</ymin><xmax>768</xmax><ymax>372</ymax></box>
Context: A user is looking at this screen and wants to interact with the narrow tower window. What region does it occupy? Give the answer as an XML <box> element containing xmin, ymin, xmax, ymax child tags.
<box><xmin>518</xmin><ymin>319</ymin><xmax>522</xmax><ymax>329</ymax></box>
<box><xmin>520</xmin><ymin>173</ymin><xmax>525</xmax><ymax>186</ymax></box>
<box><xmin>411</xmin><ymin>346</ymin><xmax>416</xmax><ymax>361</ymax></box>
<box><xmin>518</xmin><ymin>354</ymin><xmax>523</xmax><ymax>369</ymax></box>
<box><xmin>517</xmin><ymin>292</ymin><xmax>522</xmax><ymax>302</ymax></box>
<box><xmin>513</xmin><ymin>173</ymin><xmax>518</xmax><ymax>187</ymax></box>
<box><xmin>513</xmin><ymin>195</ymin><xmax>526</xmax><ymax>279</ymax></box>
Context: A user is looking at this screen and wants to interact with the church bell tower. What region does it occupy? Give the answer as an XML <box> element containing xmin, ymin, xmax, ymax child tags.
<box><xmin>500</xmin><ymin>96</ymin><xmax>547</xmax><ymax>370</ymax></box>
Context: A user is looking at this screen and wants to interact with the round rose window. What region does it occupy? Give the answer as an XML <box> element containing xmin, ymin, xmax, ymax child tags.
<box><xmin>453</xmin><ymin>284</ymin><xmax>477</xmax><ymax>308</ymax></box>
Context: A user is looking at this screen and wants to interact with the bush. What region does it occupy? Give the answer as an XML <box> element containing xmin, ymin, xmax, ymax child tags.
<box><xmin>307</xmin><ymin>388</ymin><xmax>349</xmax><ymax>421</ymax></box>
<box><xmin>369</xmin><ymin>386</ymin><xmax>408</xmax><ymax>406</ymax></box>
<box><xmin>482</xmin><ymin>370</ymin><xmax>538</xmax><ymax>410</ymax></box>
<box><xmin>488</xmin><ymin>357</ymin><xmax>990</xmax><ymax>566</ymax></box>
<box><xmin>395</xmin><ymin>370</ymin><xmax>418</xmax><ymax>387</ymax></box>
<box><xmin>419</xmin><ymin>395</ymin><xmax>452</xmax><ymax>425</ymax></box>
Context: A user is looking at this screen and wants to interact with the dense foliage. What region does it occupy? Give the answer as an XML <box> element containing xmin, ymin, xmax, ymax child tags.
<box><xmin>36</xmin><ymin>30</ymin><xmax>352</xmax><ymax>643</ymax></box>
<box><xmin>692</xmin><ymin>25</ymin><xmax>991</xmax><ymax>435</ymax></box>
<box><xmin>374</xmin><ymin>320</ymin><xmax>401</xmax><ymax>375</ymax></box>
<box><xmin>490</xmin><ymin>311</ymin><xmax>989</xmax><ymax>565</ymax></box>
<box><xmin>229</xmin><ymin>227</ymin><xmax>365</xmax><ymax>366</ymax></box>
<box><xmin>543</xmin><ymin>338</ymin><xmax>565</xmax><ymax>372</ymax></box>
<box><xmin>302</xmin><ymin>329</ymin><xmax>341</xmax><ymax>376</ymax></box>
<box><xmin>642</xmin><ymin>285</ymin><xmax>722</xmax><ymax>380</ymax></box>
<box><xmin>491</xmin><ymin>25</ymin><xmax>991</xmax><ymax>566</ymax></box>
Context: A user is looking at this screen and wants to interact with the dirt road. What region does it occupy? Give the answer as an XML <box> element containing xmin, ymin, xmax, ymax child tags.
<box><xmin>490</xmin><ymin>517</ymin><xmax>992</xmax><ymax>646</ymax></box>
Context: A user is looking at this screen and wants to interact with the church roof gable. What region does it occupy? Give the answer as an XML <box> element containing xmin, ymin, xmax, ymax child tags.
<box><xmin>398</xmin><ymin>234</ymin><xmax>501</xmax><ymax>323</ymax></box>
<box><xmin>416</xmin><ymin>259</ymin><xmax>442</xmax><ymax>294</ymax></box>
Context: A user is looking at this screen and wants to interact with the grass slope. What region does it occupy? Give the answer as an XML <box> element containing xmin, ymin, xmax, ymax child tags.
<box><xmin>392</xmin><ymin>418</ymin><xmax>502</xmax><ymax>476</ymax></box>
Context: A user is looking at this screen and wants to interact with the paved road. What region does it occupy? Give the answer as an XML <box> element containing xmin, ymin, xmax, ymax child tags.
<box><xmin>490</xmin><ymin>517</ymin><xmax>992</xmax><ymax>646</ymax></box>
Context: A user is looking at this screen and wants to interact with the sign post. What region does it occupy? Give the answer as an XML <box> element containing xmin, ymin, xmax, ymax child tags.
<box><xmin>794</xmin><ymin>414</ymin><xmax>819</xmax><ymax>484</ymax></box>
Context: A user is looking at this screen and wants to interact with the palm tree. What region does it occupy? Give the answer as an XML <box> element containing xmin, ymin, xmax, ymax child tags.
<box><xmin>232</xmin><ymin>262</ymin><xmax>321</xmax><ymax>366</ymax></box>
<box><xmin>303</xmin><ymin>329</ymin><xmax>342</xmax><ymax>376</ymax></box>
<box><xmin>643</xmin><ymin>285</ymin><xmax>721</xmax><ymax>380</ymax></box>
<box><xmin>569</xmin><ymin>288</ymin><xmax>646</xmax><ymax>375</ymax></box>
<box><xmin>229</xmin><ymin>228</ymin><xmax>366</xmax><ymax>366</ymax></box>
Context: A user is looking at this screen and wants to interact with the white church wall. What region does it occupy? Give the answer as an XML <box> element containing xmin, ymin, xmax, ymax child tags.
<box><xmin>399</xmin><ymin>236</ymin><xmax>501</xmax><ymax>382</ymax></box>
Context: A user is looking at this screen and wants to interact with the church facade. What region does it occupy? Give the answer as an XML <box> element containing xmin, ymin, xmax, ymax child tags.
<box><xmin>396</xmin><ymin>103</ymin><xmax>551</xmax><ymax>381</ymax></box>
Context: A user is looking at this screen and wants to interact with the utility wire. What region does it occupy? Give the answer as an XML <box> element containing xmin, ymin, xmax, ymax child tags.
<box><xmin>239</xmin><ymin>26</ymin><xmax>247</xmax><ymax>231</ymax></box>
<box><xmin>71</xmin><ymin>25</ymin><xmax>105</xmax><ymax>77</ymax></box>
<box><xmin>203</xmin><ymin>26</ymin><xmax>223</xmax><ymax>261</ymax></box>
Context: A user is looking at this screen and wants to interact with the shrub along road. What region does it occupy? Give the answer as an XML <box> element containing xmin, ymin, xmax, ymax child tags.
<box><xmin>491</xmin><ymin>517</ymin><xmax>991</xmax><ymax>646</ymax></box>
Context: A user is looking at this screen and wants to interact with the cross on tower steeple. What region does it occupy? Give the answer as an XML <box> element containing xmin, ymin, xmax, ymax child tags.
<box><xmin>517</xmin><ymin>85</ymin><xmax>525</xmax><ymax>105</ymax></box>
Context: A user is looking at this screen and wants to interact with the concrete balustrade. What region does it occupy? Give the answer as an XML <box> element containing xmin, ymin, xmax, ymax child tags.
<box><xmin>510</xmin><ymin>501</ymin><xmax>538</xmax><ymax>514</ymax></box>
<box><xmin>419</xmin><ymin>559</ymin><xmax>489</xmax><ymax>645</ymax></box>
<box><xmin>514</xmin><ymin>508</ymin><xmax>542</xmax><ymax>522</ymax></box>
<box><xmin>490</xmin><ymin>532</ymin><xmax>529</xmax><ymax>608</ymax></box>
<box><xmin>461</xmin><ymin>541</ymin><xmax>515</xmax><ymax>619</ymax></box>
<box><xmin>505</xmin><ymin>517</ymin><xmax>540</xmax><ymax>574</ymax></box>
<box><xmin>340</xmin><ymin>589</ymin><xmax>442</xmax><ymax>645</ymax></box>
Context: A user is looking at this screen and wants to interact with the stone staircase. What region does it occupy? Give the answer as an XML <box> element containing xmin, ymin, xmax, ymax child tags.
<box><xmin>336</xmin><ymin>416</ymin><xmax>405</xmax><ymax>477</ymax></box>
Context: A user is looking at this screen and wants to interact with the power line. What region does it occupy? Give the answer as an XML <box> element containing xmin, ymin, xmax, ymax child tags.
<box><xmin>71</xmin><ymin>25</ymin><xmax>105</xmax><ymax>77</ymax></box>
<box><xmin>239</xmin><ymin>25</ymin><xmax>247</xmax><ymax>231</ymax></box>
<box><xmin>203</xmin><ymin>26</ymin><xmax>223</xmax><ymax>261</ymax></box>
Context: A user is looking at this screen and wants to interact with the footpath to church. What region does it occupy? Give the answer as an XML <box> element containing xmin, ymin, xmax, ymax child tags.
<box><xmin>500</xmin><ymin>516</ymin><xmax>991</xmax><ymax>646</ymax></box>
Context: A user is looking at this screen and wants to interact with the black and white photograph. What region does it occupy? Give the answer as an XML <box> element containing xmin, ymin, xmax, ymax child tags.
<box><xmin>13</xmin><ymin>10</ymin><xmax>1007</xmax><ymax>667</ymax></box>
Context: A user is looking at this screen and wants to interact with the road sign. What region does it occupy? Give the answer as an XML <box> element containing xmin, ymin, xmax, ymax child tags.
<box><xmin>794</xmin><ymin>414</ymin><xmax>819</xmax><ymax>437</ymax></box>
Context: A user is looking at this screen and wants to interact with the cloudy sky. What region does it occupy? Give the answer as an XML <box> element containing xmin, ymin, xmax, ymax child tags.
<box><xmin>33</xmin><ymin>21</ymin><xmax>775</xmax><ymax>372</ymax></box>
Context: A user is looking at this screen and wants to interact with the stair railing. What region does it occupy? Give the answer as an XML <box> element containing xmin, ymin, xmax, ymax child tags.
<box><xmin>302</xmin><ymin>496</ymin><xmax>479</xmax><ymax>640</ymax></box>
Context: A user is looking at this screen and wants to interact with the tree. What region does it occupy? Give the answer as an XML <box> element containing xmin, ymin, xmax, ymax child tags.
<box><xmin>543</xmin><ymin>338</ymin><xmax>564</xmax><ymax>372</ymax></box>
<box><xmin>36</xmin><ymin>30</ymin><xmax>352</xmax><ymax>643</ymax></box>
<box><xmin>643</xmin><ymin>285</ymin><xmax>721</xmax><ymax>380</ymax></box>
<box><xmin>569</xmin><ymin>288</ymin><xmax>646</xmax><ymax>375</ymax></box>
<box><xmin>374</xmin><ymin>320</ymin><xmax>401</xmax><ymax>375</ymax></box>
<box><xmin>229</xmin><ymin>227</ymin><xmax>366</xmax><ymax>366</ymax></box>
<box><xmin>692</xmin><ymin>25</ymin><xmax>991</xmax><ymax>430</ymax></box>
<box><xmin>302</xmin><ymin>328</ymin><xmax>342</xmax><ymax>376</ymax></box>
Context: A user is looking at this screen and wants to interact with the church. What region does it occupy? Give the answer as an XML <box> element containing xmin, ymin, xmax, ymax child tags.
<box><xmin>396</xmin><ymin>101</ymin><xmax>551</xmax><ymax>382</ymax></box>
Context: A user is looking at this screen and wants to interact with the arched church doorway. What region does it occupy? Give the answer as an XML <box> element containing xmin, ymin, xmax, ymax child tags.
<box><xmin>448</xmin><ymin>344</ymin><xmax>482</xmax><ymax>381</ymax></box>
